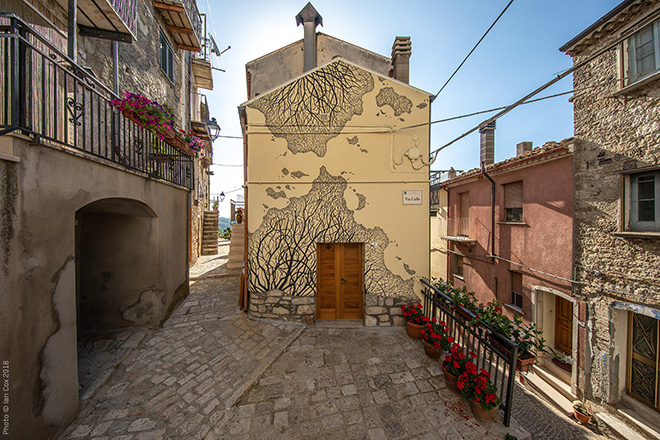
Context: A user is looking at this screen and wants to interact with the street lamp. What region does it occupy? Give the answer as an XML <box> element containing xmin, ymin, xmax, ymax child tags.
<box><xmin>207</xmin><ymin>117</ymin><xmax>221</xmax><ymax>141</ymax></box>
<box><xmin>219</xmin><ymin>192</ymin><xmax>225</xmax><ymax>202</ymax></box>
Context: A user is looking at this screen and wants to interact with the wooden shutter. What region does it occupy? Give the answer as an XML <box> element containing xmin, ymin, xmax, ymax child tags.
<box><xmin>504</xmin><ymin>182</ymin><xmax>523</xmax><ymax>209</ymax></box>
<box><xmin>459</xmin><ymin>192</ymin><xmax>469</xmax><ymax>219</ymax></box>
<box><xmin>341</xmin><ymin>243</ymin><xmax>363</xmax><ymax>319</ymax></box>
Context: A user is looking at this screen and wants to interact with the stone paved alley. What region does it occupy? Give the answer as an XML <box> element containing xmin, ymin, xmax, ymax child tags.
<box><xmin>60</xmin><ymin>244</ymin><xmax>603</xmax><ymax>440</ymax></box>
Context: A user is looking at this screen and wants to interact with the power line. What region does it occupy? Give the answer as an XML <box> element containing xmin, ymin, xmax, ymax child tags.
<box><xmin>217</xmin><ymin>135</ymin><xmax>243</xmax><ymax>139</ymax></box>
<box><xmin>432</xmin><ymin>0</ymin><xmax>515</xmax><ymax>101</ymax></box>
<box><xmin>212</xmin><ymin>163</ymin><xmax>243</xmax><ymax>167</ymax></box>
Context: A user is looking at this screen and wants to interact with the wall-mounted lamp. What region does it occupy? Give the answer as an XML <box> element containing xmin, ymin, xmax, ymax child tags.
<box><xmin>207</xmin><ymin>117</ymin><xmax>221</xmax><ymax>141</ymax></box>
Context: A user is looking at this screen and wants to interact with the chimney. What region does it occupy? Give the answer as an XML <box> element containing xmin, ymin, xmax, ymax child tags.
<box><xmin>391</xmin><ymin>36</ymin><xmax>411</xmax><ymax>83</ymax></box>
<box><xmin>479</xmin><ymin>121</ymin><xmax>496</xmax><ymax>166</ymax></box>
<box><xmin>516</xmin><ymin>141</ymin><xmax>532</xmax><ymax>157</ymax></box>
<box><xmin>448</xmin><ymin>167</ymin><xmax>457</xmax><ymax>179</ymax></box>
<box><xmin>296</xmin><ymin>3</ymin><xmax>323</xmax><ymax>72</ymax></box>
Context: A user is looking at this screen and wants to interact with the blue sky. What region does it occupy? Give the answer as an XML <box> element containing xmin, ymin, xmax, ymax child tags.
<box><xmin>198</xmin><ymin>0</ymin><xmax>621</xmax><ymax>216</ymax></box>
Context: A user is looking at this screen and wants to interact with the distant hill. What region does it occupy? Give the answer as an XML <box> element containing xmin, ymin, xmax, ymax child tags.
<box><xmin>218</xmin><ymin>217</ymin><xmax>230</xmax><ymax>230</ymax></box>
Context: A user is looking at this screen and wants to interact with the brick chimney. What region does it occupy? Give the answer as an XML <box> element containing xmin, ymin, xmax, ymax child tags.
<box><xmin>448</xmin><ymin>167</ymin><xmax>457</xmax><ymax>179</ymax></box>
<box><xmin>391</xmin><ymin>37</ymin><xmax>411</xmax><ymax>84</ymax></box>
<box><xmin>296</xmin><ymin>3</ymin><xmax>323</xmax><ymax>72</ymax></box>
<box><xmin>479</xmin><ymin>121</ymin><xmax>496</xmax><ymax>166</ymax></box>
<box><xmin>516</xmin><ymin>141</ymin><xmax>532</xmax><ymax>157</ymax></box>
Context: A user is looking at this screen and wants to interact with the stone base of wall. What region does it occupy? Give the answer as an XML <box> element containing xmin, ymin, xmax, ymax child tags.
<box><xmin>248</xmin><ymin>289</ymin><xmax>414</xmax><ymax>327</ymax></box>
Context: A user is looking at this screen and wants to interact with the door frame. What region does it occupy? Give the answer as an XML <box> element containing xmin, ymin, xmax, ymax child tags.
<box><xmin>532</xmin><ymin>286</ymin><xmax>579</xmax><ymax>392</ymax></box>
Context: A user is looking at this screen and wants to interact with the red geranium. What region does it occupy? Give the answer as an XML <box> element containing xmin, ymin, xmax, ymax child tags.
<box><xmin>401</xmin><ymin>303</ymin><xmax>425</xmax><ymax>325</ymax></box>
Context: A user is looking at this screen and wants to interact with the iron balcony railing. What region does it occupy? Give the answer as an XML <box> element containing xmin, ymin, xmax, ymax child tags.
<box><xmin>421</xmin><ymin>279</ymin><xmax>519</xmax><ymax>427</ymax></box>
<box><xmin>0</xmin><ymin>14</ymin><xmax>193</xmax><ymax>189</ymax></box>
<box><xmin>443</xmin><ymin>217</ymin><xmax>470</xmax><ymax>237</ymax></box>
<box><xmin>110</xmin><ymin>0</ymin><xmax>138</xmax><ymax>36</ymax></box>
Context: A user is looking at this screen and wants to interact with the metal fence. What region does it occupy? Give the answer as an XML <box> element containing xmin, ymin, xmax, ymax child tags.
<box><xmin>0</xmin><ymin>14</ymin><xmax>193</xmax><ymax>189</ymax></box>
<box><xmin>420</xmin><ymin>279</ymin><xmax>519</xmax><ymax>427</ymax></box>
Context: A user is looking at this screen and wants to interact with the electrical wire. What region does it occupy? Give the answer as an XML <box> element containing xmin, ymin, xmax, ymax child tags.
<box><xmin>432</xmin><ymin>0</ymin><xmax>515</xmax><ymax>101</ymax></box>
<box><xmin>212</xmin><ymin>163</ymin><xmax>243</xmax><ymax>167</ymax></box>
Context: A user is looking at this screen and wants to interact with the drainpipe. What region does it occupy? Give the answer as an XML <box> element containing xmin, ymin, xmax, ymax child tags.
<box><xmin>480</xmin><ymin>161</ymin><xmax>496</xmax><ymax>263</ymax></box>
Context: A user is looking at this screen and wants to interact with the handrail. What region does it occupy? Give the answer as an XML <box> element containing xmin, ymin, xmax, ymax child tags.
<box><xmin>420</xmin><ymin>279</ymin><xmax>519</xmax><ymax>427</ymax></box>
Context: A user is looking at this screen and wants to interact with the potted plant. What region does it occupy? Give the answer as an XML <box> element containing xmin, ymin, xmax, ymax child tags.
<box><xmin>549</xmin><ymin>348</ymin><xmax>573</xmax><ymax>373</ymax></box>
<box><xmin>460</xmin><ymin>368</ymin><xmax>502</xmax><ymax>422</ymax></box>
<box><xmin>471</xmin><ymin>300</ymin><xmax>514</xmax><ymax>354</ymax></box>
<box><xmin>572</xmin><ymin>400</ymin><xmax>592</xmax><ymax>424</ymax></box>
<box><xmin>510</xmin><ymin>315</ymin><xmax>546</xmax><ymax>372</ymax></box>
<box><xmin>420</xmin><ymin>318</ymin><xmax>452</xmax><ymax>359</ymax></box>
<box><xmin>442</xmin><ymin>343</ymin><xmax>477</xmax><ymax>393</ymax></box>
<box><xmin>212</xmin><ymin>198</ymin><xmax>219</xmax><ymax>211</ymax></box>
<box><xmin>235</xmin><ymin>207</ymin><xmax>244</xmax><ymax>224</ymax></box>
<box><xmin>401</xmin><ymin>302</ymin><xmax>426</xmax><ymax>339</ymax></box>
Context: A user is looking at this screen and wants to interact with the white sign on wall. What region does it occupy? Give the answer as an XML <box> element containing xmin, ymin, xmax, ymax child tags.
<box><xmin>403</xmin><ymin>190</ymin><xmax>422</xmax><ymax>205</ymax></box>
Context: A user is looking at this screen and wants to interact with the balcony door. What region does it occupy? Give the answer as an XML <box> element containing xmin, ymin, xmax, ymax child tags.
<box><xmin>628</xmin><ymin>312</ymin><xmax>660</xmax><ymax>412</ymax></box>
<box><xmin>316</xmin><ymin>243</ymin><xmax>363</xmax><ymax>320</ymax></box>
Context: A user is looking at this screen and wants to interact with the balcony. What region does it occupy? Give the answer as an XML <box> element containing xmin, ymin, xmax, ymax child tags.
<box><xmin>153</xmin><ymin>0</ymin><xmax>203</xmax><ymax>52</ymax></box>
<box><xmin>440</xmin><ymin>218</ymin><xmax>477</xmax><ymax>246</ymax></box>
<box><xmin>0</xmin><ymin>14</ymin><xmax>193</xmax><ymax>189</ymax></box>
<box><xmin>191</xmin><ymin>19</ymin><xmax>216</xmax><ymax>90</ymax></box>
<box><xmin>57</xmin><ymin>0</ymin><xmax>137</xmax><ymax>42</ymax></box>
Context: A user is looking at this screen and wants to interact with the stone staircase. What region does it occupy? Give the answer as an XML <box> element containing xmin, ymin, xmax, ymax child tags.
<box><xmin>227</xmin><ymin>223</ymin><xmax>244</xmax><ymax>269</ymax></box>
<box><xmin>201</xmin><ymin>211</ymin><xmax>219</xmax><ymax>255</ymax></box>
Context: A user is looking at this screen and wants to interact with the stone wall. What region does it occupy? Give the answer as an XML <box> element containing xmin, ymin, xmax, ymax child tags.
<box><xmin>249</xmin><ymin>290</ymin><xmax>408</xmax><ymax>327</ymax></box>
<box><xmin>569</xmin><ymin>3</ymin><xmax>660</xmax><ymax>403</ymax></box>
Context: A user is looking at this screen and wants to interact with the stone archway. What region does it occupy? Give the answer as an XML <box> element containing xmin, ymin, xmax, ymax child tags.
<box><xmin>75</xmin><ymin>198</ymin><xmax>160</xmax><ymax>399</ymax></box>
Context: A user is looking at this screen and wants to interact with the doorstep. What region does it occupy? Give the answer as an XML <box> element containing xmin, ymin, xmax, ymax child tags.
<box><xmin>614</xmin><ymin>394</ymin><xmax>660</xmax><ymax>440</ymax></box>
<box><xmin>596</xmin><ymin>411</ymin><xmax>656</xmax><ymax>440</ymax></box>
<box><xmin>524</xmin><ymin>369</ymin><xmax>575</xmax><ymax>417</ymax></box>
<box><xmin>533</xmin><ymin>363</ymin><xmax>576</xmax><ymax>402</ymax></box>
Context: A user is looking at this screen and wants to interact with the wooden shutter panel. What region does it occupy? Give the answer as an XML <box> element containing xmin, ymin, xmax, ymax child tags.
<box><xmin>504</xmin><ymin>182</ymin><xmax>523</xmax><ymax>209</ymax></box>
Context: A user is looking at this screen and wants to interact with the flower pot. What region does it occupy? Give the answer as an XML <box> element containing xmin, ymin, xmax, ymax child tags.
<box><xmin>441</xmin><ymin>361</ymin><xmax>461</xmax><ymax>394</ymax></box>
<box><xmin>236</xmin><ymin>213</ymin><xmax>243</xmax><ymax>224</ymax></box>
<box><xmin>423</xmin><ymin>339</ymin><xmax>443</xmax><ymax>359</ymax></box>
<box><xmin>453</xmin><ymin>306</ymin><xmax>471</xmax><ymax>321</ymax></box>
<box><xmin>405</xmin><ymin>321</ymin><xmax>424</xmax><ymax>340</ymax></box>
<box><xmin>470</xmin><ymin>399</ymin><xmax>499</xmax><ymax>422</ymax></box>
<box><xmin>487</xmin><ymin>332</ymin><xmax>512</xmax><ymax>358</ymax></box>
<box><xmin>516</xmin><ymin>353</ymin><xmax>537</xmax><ymax>372</ymax></box>
<box><xmin>573</xmin><ymin>408</ymin><xmax>592</xmax><ymax>424</ymax></box>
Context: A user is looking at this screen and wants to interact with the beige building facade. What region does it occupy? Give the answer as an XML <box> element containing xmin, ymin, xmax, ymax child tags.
<box><xmin>239</xmin><ymin>5</ymin><xmax>431</xmax><ymax>326</ymax></box>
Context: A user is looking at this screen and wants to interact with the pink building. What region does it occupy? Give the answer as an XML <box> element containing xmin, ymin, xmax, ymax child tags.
<box><xmin>439</xmin><ymin>136</ymin><xmax>582</xmax><ymax>392</ymax></box>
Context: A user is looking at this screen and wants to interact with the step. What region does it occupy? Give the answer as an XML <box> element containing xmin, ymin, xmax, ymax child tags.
<box><xmin>525</xmin><ymin>369</ymin><xmax>575</xmax><ymax>417</ymax></box>
<box><xmin>227</xmin><ymin>261</ymin><xmax>243</xmax><ymax>269</ymax></box>
<box><xmin>532</xmin><ymin>363</ymin><xmax>576</xmax><ymax>402</ymax></box>
<box><xmin>596</xmin><ymin>412</ymin><xmax>654</xmax><ymax>440</ymax></box>
<box><xmin>616</xmin><ymin>395</ymin><xmax>660</xmax><ymax>440</ymax></box>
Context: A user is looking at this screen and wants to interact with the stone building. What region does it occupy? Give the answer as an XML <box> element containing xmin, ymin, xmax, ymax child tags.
<box><xmin>238</xmin><ymin>3</ymin><xmax>431</xmax><ymax>326</ymax></box>
<box><xmin>561</xmin><ymin>0</ymin><xmax>660</xmax><ymax>433</ymax></box>
<box><xmin>0</xmin><ymin>0</ymin><xmax>217</xmax><ymax>437</ymax></box>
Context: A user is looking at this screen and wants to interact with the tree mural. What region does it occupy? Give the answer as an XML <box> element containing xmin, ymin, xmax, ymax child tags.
<box><xmin>248</xmin><ymin>60</ymin><xmax>374</xmax><ymax>156</ymax></box>
<box><xmin>248</xmin><ymin>167</ymin><xmax>414</xmax><ymax>298</ymax></box>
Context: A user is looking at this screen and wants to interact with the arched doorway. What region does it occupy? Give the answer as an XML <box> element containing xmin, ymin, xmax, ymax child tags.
<box><xmin>75</xmin><ymin>198</ymin><xmax>159</xmax><ymax>399</ymax></box>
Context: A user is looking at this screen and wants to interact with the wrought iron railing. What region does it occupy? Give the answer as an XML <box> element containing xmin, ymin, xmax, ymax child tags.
<box><xmin>0</xmin><ymin>14</ymin><xmax>193</xmax><ymax>189</ymax></box>
<box><xmin>110</xmin><ymin>0</ymin><xmax>138</xmax><ymax>36</ymax></box>
<box><xmin>443</xmin><ymin>217</ymin><xmax>470</xmax><ymax>237</ymax></box>
<box><xmin>421</xmin><ymin>279</ymin><xmax>519</xmax><ymax>427</ymax></box>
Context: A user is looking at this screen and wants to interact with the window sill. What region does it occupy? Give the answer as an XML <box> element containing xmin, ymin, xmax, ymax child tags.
<box><xmin>497</xmin><ymin>221</ymin><xmax>528</xmax><ymax>226</ymax></box>
<box><xmin>613</xmin><ymin>231</ymin><xmax>660</xmax><ymax>239</ymax></box>
<box><xmin>453</xmin><ymin>275</ymin><xmax>464</xmax><ymax>282</ymax></box>
<box><xmin>614</xmin><ymin>70</ymin><xmax>660</xmax><ymax>96</ymax></box>
<box><xmin>504</xmin><ymin>303</ymin><xmax>523</xmax><ymax>314</ymax></box>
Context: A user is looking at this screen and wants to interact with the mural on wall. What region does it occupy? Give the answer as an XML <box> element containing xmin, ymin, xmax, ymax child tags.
<box><xmin>375</xmin><ymin>87</ymin><xmax>412</xmax><ymax>116</ymax></box>
<box><xmin>248</xmin><ymin>60</ymin><xmax>374</xmax><ymax>157</ymax></box>
<box><xmin>248</xmin><ymin>166</ymin><xmax>414</xmax><ymax>298</ymax></box>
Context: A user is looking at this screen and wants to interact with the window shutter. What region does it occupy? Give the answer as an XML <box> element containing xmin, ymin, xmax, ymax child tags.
<box><xmin>504</xmin><ymin>182</ymin><xmax>523</xmax><ymax>209</ymax></box>
<box><xmin>512</xmin><ymin>272</ymin><xmax>522</xmax><ymax>293</ymax></box>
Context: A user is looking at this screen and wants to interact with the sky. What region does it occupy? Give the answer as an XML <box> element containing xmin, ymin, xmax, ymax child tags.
<box><xmin>196</xmin><ymin>0</ymin><xmax>622</xmax><ymax>217</ymax></box>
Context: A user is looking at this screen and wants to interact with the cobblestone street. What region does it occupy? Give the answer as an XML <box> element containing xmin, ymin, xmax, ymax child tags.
<box><xmin>60</xmin><ymin>248</ymin><xmax>603</xmax><ymax>440</ymax></box>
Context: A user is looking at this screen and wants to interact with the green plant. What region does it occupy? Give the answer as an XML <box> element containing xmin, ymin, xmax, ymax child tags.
<box><xmin>420</xmin><ymin>318</ymin><xmax>452</xmax><ymax>351</ymax></box>
<box><xmin>471</xmin><ymin>300</ymin><xmax>513</xmax><ymax>337</ymax></box>
<box><xmin>510</xmin><ymin>314</ymin><xmax>546</xmax><ymax>358</ymax></box>
<box><xmin>431</xmin><ymin>277</ymin><xmax>478</xmax><ymax>311</ymax></box>
<box><xmin>505</xmin><ymin>434</ymin><xmax>518</xmax><ymax>440</ymax></box>
<box><xmin>219</xmin><ymin>226</ymin><xmax>231</xmax><ymax>239</ymax></box>
<box><xmin>572</xmin><ymin>400</ymin><xmax>591</xmax><ymax>416</ymax></box>
<box><xmin>401</xmin><ymin>303</ymin><xmax>425</xmax><ymax>325</ymax></box>
<box><xmin>212</xmin><ymin>198</ymin><xmax>219</xmax><ymax>209</ymax></box>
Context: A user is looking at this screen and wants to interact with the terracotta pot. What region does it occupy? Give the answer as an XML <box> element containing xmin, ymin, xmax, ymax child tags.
<box><xmin>441</xmin><ymin>361</ymin><xmax>460</xmax><ymax>394</ymax></box>
<box><xmin>470</xmin><ymin>399</ymin><xmax>499</xmax><ymax>422</ymax></box>
<box><xmin>236</xmin><ymin>213</ymin><xmax>243</xmax><ymax>224</ymax></box>
<box><xmin>405</xmin><ymin>321</ymin><xmax>424</xmax><ymax>340</ymax></box>
<box><xmin>454</xmin><ymin>306</ymin><xmax>471</xmax><ymax>321</ymax></box>
<box><xmin>423</xmin><ymin>339</ymin><xmax>443</xmax><ymax>359</ymax></box>
<box><xmin>573</xmin><ymin>408</ymin><xmax>592</xmax><ymax>424</ymax></box>
<box><xmin>516</xmin><ymin>353</ymin><xmax>537</xmax><ymax>372</ymax></box>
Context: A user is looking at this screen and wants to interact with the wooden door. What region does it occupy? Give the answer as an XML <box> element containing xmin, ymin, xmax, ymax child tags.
<box><xmin>554</xmin><ymin>296</ymin><xmax>573</xmax><ymax>354</ymax></box>
<box><xmin>316</xmin><ymin>243</ymin><xmax>363</xmax><ymax>320</ymax></box>
<box><xmin>628</xmin><ymin>312</ymin><xmax>659</xmax><ymax>412</ymax></box>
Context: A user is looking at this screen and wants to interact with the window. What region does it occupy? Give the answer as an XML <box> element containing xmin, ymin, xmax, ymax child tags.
<box><xmin>625</xmin><ymin>170</ymin><xmax>660</xmax><ymax>232</ymax></box>
<box><xmin>511</xmin><ymin>272</ymin><xmax>523</xmax><ymax>309</ymax></box>
<box><xmin>159</xmin><ymin>30</ymin><xmax>174</xmax><ymax>82</ymax></box>
<box><xmin>504</xmin><ymin>181</ymin><xmax>523</xmax><ymax>222</ymax></box>
<box><xmin>453</xmin><ymin>255</ymin><xmax>464</xmax><ymax>279</ymax></box>
<box><xmin>458</xmin><ymin>192</ymin><xmax>469</xmax><ymax>236</ymax></box>
<box><xmin>626</xmin><ymin>18</ymin><xmax>660</xmax><ymax>85</ymax></box>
